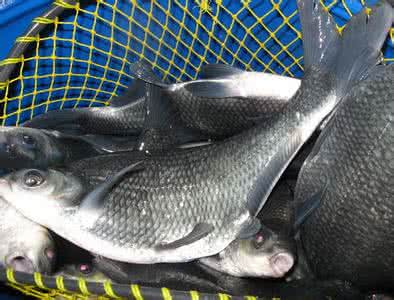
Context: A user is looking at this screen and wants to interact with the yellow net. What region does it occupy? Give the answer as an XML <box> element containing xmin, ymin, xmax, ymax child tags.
<box><xmin>0</xmin><ymin>0</ymin><xmax>392</xmax><ymax>298</ymax></box>
<box><xmin>0</xmin><ymin>0</ymin><xmax>392</xmax><ymax>126</ymax></box>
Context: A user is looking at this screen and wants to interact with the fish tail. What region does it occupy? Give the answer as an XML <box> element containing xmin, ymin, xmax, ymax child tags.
<box><xmin>298</xmin><ymin>0</ymin><xmax>392</xmax><ymax>96</ymax></box>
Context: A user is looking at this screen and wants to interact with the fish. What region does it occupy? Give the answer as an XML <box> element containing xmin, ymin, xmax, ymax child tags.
<box><xmin>52</xmin><ymin>239</ymin><xmax>110</xmax><ymax>281</ymax></box>
<box><xmin>131</xmin><ymin>62</ymin><xmax>301</xmax><ymax>140</ymax></box>
<box><xmin>294</xmin><ymin>64</ymin><xmax>394</xmax><ymax>290</ymax></box>
<box><xmin>0</xmin><ymin>197</ymin><xmax>55</xmax><ymax>274</ymax></box>
<box><xmin>23</xmin><ymin>67</ymin><xmax>301</xmax><ymax>142</ymax></box>
<box><xmin>54</xmin><ymin>262</ymin><xmax>109</xmax><ymax>282</ymax></box>
<box><xmin>199</xmin><ymin>182</ymin><xmax>296</xmax><ymax>278</ymax></box>
<box><xmin>0</xmin><ymin>126</ymin><xmax>139</xmax><ymax>169</ymax></box>
<box><xmin>0</xmin><ymin>0</ymin><xmax>390</xmax><ymax>264</ymax></box>
<box><xmin>87</xmin><ymin>256</ymin><xmax>358</xmax><ymax>297</ymax></box>
<box><xmin>22</xmin><ymin>79</ymin><xmax>147</xmax><ymax>136</ymax></box>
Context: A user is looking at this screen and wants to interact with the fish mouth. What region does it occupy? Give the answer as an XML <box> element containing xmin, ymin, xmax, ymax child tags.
<box><xmin>5</xmin><ymin>252</ymin><xmax>35</xmax><ymax>274</ymax></box>
<box><xmin>5</xmin><ymin>245</ymin><xmax>56</xmax><ymax>275</ymax></box>
<box><xmin>269</xmin><ymin>252</ymin><xmax>295</xmax><ymax>278</ymax></box>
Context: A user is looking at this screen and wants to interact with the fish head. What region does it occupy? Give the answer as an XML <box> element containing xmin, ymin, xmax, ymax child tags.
<box><xmin>0</xmin><ymin>168</ymin><xmax>84</xmax><ymax>226</ymax></box>
<box><xmin>0</xmin><ymin>127</ymin><xmax>64</xmax><ymax>169</ymax></box>
<box><xmin>200</xmin><ymin>225</ymin><xmax>295</xmax><ymax>278</ymax></box>
<box><xmin>0</xmin><ymin>198</ymin><xmax>56</xmax><ymax>274</ymax></box>
<box><xmin>55</xmin><ymin>262</ymin><xmax>109</xmax><ymax>281</ymax></box>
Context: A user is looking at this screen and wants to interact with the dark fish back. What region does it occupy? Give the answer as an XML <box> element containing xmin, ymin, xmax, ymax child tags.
<box><xmin>168</xmin><ymin>90</ymin><xmax>286</xmax><ymax>139</ymax></box>
<box><xmin>297</xmin><ymin>66</ymin><xmax>394</xmax><ymax>289</ymax></box>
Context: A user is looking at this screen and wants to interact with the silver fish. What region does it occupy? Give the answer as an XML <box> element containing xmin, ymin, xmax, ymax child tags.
<box><xmin>0</xmin><ymin>197</ymin><xmax>55</xmax><ymax>274</ymax></box>
<box><xmin>23</xmin><ymin>67</ymin><xmax>301</xmax><ymax>142</ymax></box>
<box><xmin>23</xmin><ymin>79</ymin><xmax>147</xmax><ymax>136</ymax></box>
<box><xmin>0</xmin><ymin>0</ymin><xmax>390</xmax><ymax>264</ymax></box>
<box><xmin>131</xmin><ymin>62</ymin><xmax>301</xmax><ymax>140</ymax></box>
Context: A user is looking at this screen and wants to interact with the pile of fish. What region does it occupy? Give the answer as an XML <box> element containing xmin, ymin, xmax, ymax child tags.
<box><xmin>0</xmin><ymin>0</ymin><xmax>393</xmax><ymax>294</ymax></box>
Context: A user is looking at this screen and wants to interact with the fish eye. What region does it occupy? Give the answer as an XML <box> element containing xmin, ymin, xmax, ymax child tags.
<box><xmin>23</xmin><ymin>170</ymin><xmax>45</xmax><ymax>187</ymax></box>
<box><xmin>22</xmin><ymin>135</ymin><xmax>35</xmax><ymax>146</ymax></box>
<box><xmin>253</xmin><ymin>234</ymin><xmax>265</xmax><ymax>248</ymax></box>
<box><xmin>79</xmin><ymin>263</ymin><xmax>92</xmax><ymax>275</ymax></box>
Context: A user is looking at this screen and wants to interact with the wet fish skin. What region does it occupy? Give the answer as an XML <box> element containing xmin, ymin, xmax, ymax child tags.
<box><xmin>132</xmin><ymin>63</ymin><xmax>301</xmax><ymax>140</ymax></box>
<box><xmin>167</xmin><ymin>84</ymin><xmax>294</xmax><ymax>139</ymax></box>
<box><xmin>0</xmin><ymin>0</ymin><xmax>389</xmax><ymax>264</ymax></box>
<box><xmin>24</xmin><ymin>67</ymin><xmax>300</xmax><ymax>140</ymax></box>
<box><xmin>0</xmin><ymin>198</ymin><xmax>55</xmax><ymax>274</ymax></box>
<box><xmin>296</xmin><ymin>65</ymin><xmax>394</xmax><ymax>289</ymax></box>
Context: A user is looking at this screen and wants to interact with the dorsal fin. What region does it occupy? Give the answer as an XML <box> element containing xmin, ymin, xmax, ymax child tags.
<box><xmin>137</xmin><ymin>84</ymin><xmax>203</xmax><ymax>153</ymax></box>
<box><xmin>110</xmin><ymin>78</ymin><xmax>147</xmax><ymax>107</ymax></box>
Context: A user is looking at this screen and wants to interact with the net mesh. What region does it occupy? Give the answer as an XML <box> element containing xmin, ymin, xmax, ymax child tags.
<box><xmin>0</xmin><ymin>0</ymin><xmax>392</xmax><ymax>298</ymax></box>
<box><xmin>0</xmin><ymin>0</ymin><xmax>392</xmax><ymax>126</ymax></box>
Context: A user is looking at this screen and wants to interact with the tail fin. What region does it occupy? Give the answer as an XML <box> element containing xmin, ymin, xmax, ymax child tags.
<box><xmin>298</xmin><ymin>0</ymin><xmax>340</xmax><ymax>71</ymax></box>
<box><xmin>299</xmin><ymin>0</ymin><xmax>392</xmax><ymax>95</ymax></box>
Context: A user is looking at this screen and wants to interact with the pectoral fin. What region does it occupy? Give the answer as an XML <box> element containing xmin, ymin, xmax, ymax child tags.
<box><xmin>155</xmin><ymin>223</ymin><xmax>214</xmax><ymax>250</ymax></box>
<box><xmin>79</xmin><ymin>161</ymin><xmax>145</xmax><ymax>226</ymax></box>
<box><xmin>238</xmin><ymin>218</ymin><xmax>261</xmax><ymax>239</ymax></box>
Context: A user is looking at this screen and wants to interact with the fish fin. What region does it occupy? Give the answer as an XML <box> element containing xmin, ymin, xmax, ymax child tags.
<box><xmin>199</xmin><ymin>63</ymin><xmax>244</xmax><ymax>79</ymax></box>
<box><xmin>334</xmin><ymin>1</ymin><xmax>392</xmax><ymax>95</ymax></box>
<box><xmin>138</xmin><ymin>83</ymin><xmax>203</xmax><ymax>152</ymax></box>
<box><xmin>110</xmin><ymin>78</ymin><xmax>146</xmax><ymax>107</ymax></box>
<box><xmin>44</xmin><ymin>131</ymin><xmax>137</xmax><ymax>154</ymax></box>
<box><xmin>155</xmin><ymin>223</ymin><xmax>214</xmax><ymax>250</ymax></box>
<box><xmin>79</xmin><ymin>161</ymin><xmax>144</xmax><ymax>225</ymax></box>
<box><xmin>177</xmin><ymin>140</ymin><xmax>213</xmax><ymax>149</ymax></box>
<box><xmin>70</xmin><ymin>134</ymin><xmax>138</xmax><ymax>153</ymax></box>
<box><xmin>129</xmin><ymin>61</ymin><xmax>169</xmax><ymax>88</ymax></box>
<box><xmin>237</xmin><ymin>218</ymin><xmax>261</xmax><ymax>239</ymax></box>
<box><xmin>299</xmin><ymin>0</ymin><xmax>392</xmax><ymax>95</ymax></box>
<box><xmin>246</xmin><ymin>130</ymin><xmax>304</xmax><ymax>216</ymax></box>
<box><xmin>297</xmin><ymin>0</ymin><xmax>339</xmax><ymax>71</ymax></box>
<box><xmin>293</xmin><ymin>182</ymin><xmax>328</xmax><ymax>231</ymax></box>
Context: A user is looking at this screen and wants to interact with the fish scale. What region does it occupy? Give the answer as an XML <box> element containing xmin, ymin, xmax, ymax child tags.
<box><xmin>168</xmin><ymin>90</ymin><xmax>286</xmax><ymax>138</ymax></box>
<box><xmin>76</xmin><ymin>100</ymin><xmax>146</xmax><ymax>135</ymax></box>
<box><xmin>0</xmin><ymin>0</ymin><xmax>390</xmax><ymax>265</ymax></box>
<box><xmin>296</xmin><ymin>66</ymin><xmax>394</xmax><ymax>289</ymax></box>
<box><xmin>24</xmin><ymin>98</ymin><xmax>146</xmax><ymax>135</ymax></box>
<box><xmin>63</xmin><ymin>68</ymin><xmax>335</xmax><ymax>263</ymax></box>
